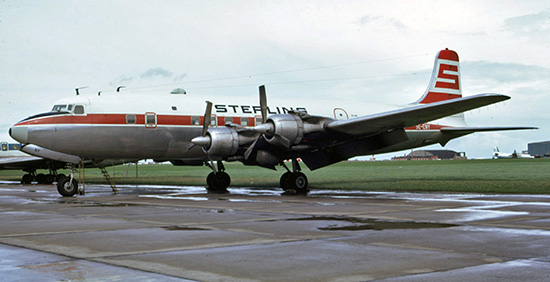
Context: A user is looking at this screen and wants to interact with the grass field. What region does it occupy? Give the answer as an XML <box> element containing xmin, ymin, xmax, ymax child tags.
<box><xmin>1</xmin><ymin>159</ymin><xmax>549</xmax><ymax>194</ymax></box>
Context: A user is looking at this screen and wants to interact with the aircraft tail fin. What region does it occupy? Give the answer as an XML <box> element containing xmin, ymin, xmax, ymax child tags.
<box><xmin>415</xmin><ymin>48</ymin><xmax>461</xmax><ymax>104</ymax></box>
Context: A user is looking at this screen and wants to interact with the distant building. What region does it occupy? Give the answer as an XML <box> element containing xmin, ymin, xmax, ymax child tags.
<box><xmin>528</xmin><ymin>141</ymin><xmax>550</xmax><ymax>158</ymax></box>
<box><xmin>392</xmin><ymin>150</ymin><xmax>466</xmax><ymax>161</ymax></box>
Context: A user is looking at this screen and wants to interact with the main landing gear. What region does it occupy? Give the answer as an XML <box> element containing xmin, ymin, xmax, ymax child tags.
<box><xmin>203</xmin><ymin>159</ymin><xmax>309</xmax><ymax>195</ymax></box>
<box><xmin>205</xmin><ymin>161</ymin><xmax>231</xmax><ymax>193</ymax></box>
<box><xmin>279</xmin><ymin>159</ymin><xmax>309</xmax><ymax>195</ymax></box>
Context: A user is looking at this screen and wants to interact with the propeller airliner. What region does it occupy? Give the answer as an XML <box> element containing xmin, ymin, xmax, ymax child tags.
<box><xmin>9</xmin><ymin>49</ymin><xmax>536</xmax><ymax>196</ymax></box>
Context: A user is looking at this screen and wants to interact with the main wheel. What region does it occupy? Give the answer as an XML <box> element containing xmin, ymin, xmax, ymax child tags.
<box><xmin>290</xmin><ymin>172</ymin><xmax>309</xmax><ymax>194</ymax></box>
<box><xmin>206</xmin><ymin>172</ymin><xmax>230</xmax><ymax>193</ymax></box>
<box><xmin>57</xmin><ymin>177</ymin><xmax>78</xmax><ymax>197</ymax></box>
<box><xmin>36</xmin><ymin>173</ymin><xmax>47</xmax><ymax>184</ymax></box>
<box><xmin>280</xmin><ymin>172</ymin><xmax>292</xmax><ymax>190</ymax></box>
<box><xmin>45</xmin><ymin>174</ymin><xmax>55</xmax><ymax>184</ymax></box>
<box><xmin>21</xmin><ymin>174</ymin><xmax>33</xmax><ymax>184</ymax></box>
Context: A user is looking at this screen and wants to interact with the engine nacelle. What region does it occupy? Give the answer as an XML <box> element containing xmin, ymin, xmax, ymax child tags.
<box><xmin>264</xmin><ymin>114</ymin><xmax>304</xmax><ymax>147</ymax></box>
<box><xmin>204</xmin><ymin>127</ymin><xmax>240</xmax><ymax>159</ymax></box>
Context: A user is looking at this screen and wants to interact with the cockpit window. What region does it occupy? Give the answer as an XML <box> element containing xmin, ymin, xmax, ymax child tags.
<box><xmin>51</xmin><ymin>105</ymin><xmax>67</xmax><ymax>112</ymax></box>
<box><xmin>74</xmin><ymin>105</ymin><xmax>85</xmax><ymax>115</ymax></box>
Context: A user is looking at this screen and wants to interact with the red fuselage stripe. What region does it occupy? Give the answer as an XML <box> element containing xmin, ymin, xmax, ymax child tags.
<box><xmin>14</xmin><ymin>113</ymin><xmax>256</xmax><ymax>127</ymax></box>
<box><xmin>15</xmin><ymin>113</ymin><xmax>450</xmax><ymax>131</ymax></box>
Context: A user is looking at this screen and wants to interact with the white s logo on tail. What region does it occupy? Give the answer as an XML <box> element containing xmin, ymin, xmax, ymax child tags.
<box><xmin>416</xmin><ymin>48</ymin><xmax>461</xmax><ymax>104</ymax></box>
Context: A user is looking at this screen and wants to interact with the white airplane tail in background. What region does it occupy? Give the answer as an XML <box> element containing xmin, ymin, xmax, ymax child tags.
<box><xmin>415</xmin><ymin>48</ymin><xmax>462</xmax><ymax>104</ymax></box>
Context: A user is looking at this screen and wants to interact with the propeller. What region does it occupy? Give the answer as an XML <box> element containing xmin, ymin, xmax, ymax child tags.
<box><xmin>190</xmin><ymin>101</ymin><xmax>218</xmax><ymax>173</ymax></box>
<box><xmin>244</xmin><ymin>85</ymin><xmax>284</xmax><ymax>159</ymax></box>
<box><xmin>189</xmin><ymin>101</ymin><xmax>213</xmax><ymax>149</ymax></box>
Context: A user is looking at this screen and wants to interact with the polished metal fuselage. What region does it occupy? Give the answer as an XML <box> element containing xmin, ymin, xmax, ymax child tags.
<box><xmin>10</xmin><ymin>92</ymin><xmax>465</xmax><ymax>163</ymax></box>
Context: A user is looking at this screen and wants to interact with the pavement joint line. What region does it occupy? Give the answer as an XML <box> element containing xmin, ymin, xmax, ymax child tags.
<box><xmin>0</xmin><ymin>242</ymin><xmax>194</xmax><ymax>281</ymax></box>
<box><xmin>71</xmin><ymin>237</ymin><xmax>327</xmax><ymax>260</ymax></box>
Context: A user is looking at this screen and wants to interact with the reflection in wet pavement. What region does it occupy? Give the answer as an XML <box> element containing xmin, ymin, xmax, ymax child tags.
<box><xmin>4</xmin><ymin>181</ymin><xmax>550</xmax><ymax>227</ymax></box>
<box><xmin>288</xmin><ymin>216</ymin><xmax>458</xmax><ymax>231</ymax></box>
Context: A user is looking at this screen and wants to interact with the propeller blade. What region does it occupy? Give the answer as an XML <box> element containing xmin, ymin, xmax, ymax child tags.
<box><xmin>259</xmin><ymin>85</ymin><xmax>267</xmax><ymax>123</ymax></box>
<box><xmin>274</xmin><ymin>135</ymin><xmax>291</xmax><ymax>148</ymax></box>
<box><xmin>244</xmin><ymin>138</ymin><xmax>259</xmax><ymax>160</ymax></box>
<box><xmin>202</xmin><ymin>101</ymin><xmax>213</xmax><ymax>137</ymax></box>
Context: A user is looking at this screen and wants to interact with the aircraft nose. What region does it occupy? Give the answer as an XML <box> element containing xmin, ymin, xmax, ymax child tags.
<box><xmin>9</xmin><ymin>126</ymin><xmax>28</xmax><ymax>144</ymax></box>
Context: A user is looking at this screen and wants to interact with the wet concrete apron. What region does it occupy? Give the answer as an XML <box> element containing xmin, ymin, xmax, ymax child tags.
<box><xmin>1</xmin><ymin>182</ymin><xmax>549</xmax><ymax>281</ymax></box>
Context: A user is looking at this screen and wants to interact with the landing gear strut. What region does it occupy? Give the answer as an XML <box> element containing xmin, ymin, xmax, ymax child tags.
<box><xmin>205</xmin><ymin>161</ymin><xmax>230</xmax><ymax>193</ymax></box>
<box><xmin>280</xmin><ymin>159</ymin><xmax>309</xmax><ymax>195</ymax></box>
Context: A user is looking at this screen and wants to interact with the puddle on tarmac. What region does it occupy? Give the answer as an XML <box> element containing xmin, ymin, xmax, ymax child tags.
<box><xmin>288</xmin><ymin>216</ymin><xmax>458</xmax><ymax>231</ymax></box>
<box><xmin>35</xmin><ymin>198</ymin><xmax>140</xmax><ymax>207</ymax></box>
<box><xmin>162</xmin><ymin>226</ymin><xmax>211</xmax><ymax>231</ymax></box>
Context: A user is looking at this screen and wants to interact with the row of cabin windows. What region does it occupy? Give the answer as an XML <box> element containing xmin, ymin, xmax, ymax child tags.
<box><xmin>125</xmin><ymin>115</ymin><xmax>262</xmax><ymax>126</ymax></box>
<box><xmin>1</xmin><ymin>143</ymin><xmax>20</xmax><ymax>151</ymax></box>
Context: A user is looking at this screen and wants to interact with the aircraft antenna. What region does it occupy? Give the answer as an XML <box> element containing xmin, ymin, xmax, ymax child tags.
<box><xmin>75</xmin><ymin>86</ymin><xmax>89</xmax><ymax>96</ymax></box>
<box><xmin>117</xmin><ymin>86</ymin><xmax>126</xmax><ymax>92</ymax></box>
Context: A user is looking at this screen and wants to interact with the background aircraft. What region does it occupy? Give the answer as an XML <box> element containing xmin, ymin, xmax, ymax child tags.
<box><xmin>0</xmin><ymin>141</ymin><xmax>138</xmax><ymax>184</ymax></box>
<box><xmin>9</xmin><ymin>49</ymin><xmax>536</xmax><ymax>196</ymax></box>
<box><xmin>0</xmin><ymin>141</ymin><xmax>67</xmax><ymax>184</ymax></box>
<box><xmin>492</xmin><ymin>147</ymin><xmax>534</xmax><ymax>159</ymax></box>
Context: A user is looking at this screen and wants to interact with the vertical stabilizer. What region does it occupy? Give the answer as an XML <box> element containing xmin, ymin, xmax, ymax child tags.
<box><xmin>415</xmin><ymin>48</ymin><xmax>461</xmax><ymax>104</ymax></box>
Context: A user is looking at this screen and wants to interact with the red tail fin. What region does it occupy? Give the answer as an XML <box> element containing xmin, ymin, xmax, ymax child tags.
<box><xmin>415</xmin><ymin>48</ymin><xmax>461</xmax><ymax>104</ymax></box>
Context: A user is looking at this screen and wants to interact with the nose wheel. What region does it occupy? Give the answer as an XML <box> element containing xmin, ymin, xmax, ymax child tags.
<box><xmin>57</xmin><ymin>174</ymin><xmax>78</xmax><ymax>197</ymax></box>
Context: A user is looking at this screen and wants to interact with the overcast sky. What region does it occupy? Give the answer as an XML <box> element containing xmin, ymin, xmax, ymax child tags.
<box><xmin>1</xmin><ymin>0</ymin><xmax>548</xmax><ymax>159</ymax></box>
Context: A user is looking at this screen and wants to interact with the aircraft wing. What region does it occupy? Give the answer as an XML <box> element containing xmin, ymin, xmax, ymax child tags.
<box><xmin>326</xmin><ymin>93</ymin><xmax>511</xmax><ymax>136</ymax></box>
<box><xmin>0</xmin><ymin>156</ymin><xmax>49</xmax><ymax>170</ymax></box>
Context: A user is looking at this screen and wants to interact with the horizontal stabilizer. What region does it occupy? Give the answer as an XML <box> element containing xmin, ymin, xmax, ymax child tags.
<box><xmin>441</xmin><ymin>126</ymin><xmax>538</xmax><ymax>134</ymax></box>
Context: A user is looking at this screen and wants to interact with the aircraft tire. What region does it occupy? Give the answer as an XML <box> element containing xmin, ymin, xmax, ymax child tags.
<box><xmin>206</xmin><ymin>172</ymin><xmax>230</xmax><ymax>193</ymax></box>
<box><xmin>21</xmin><ymin>174</ymin><xmax>33</xmax><ymax>184</ymax></box>
<box><xmin>45</xmin><ymin>174</ymin><xmax>55</xmax><ymax>184</ymax></box>
<box><xmin>36</xmin><ymin>173</ymin><xmax>47</xmax><ymax>184</ymax></box>
<box><xmin>290</xmin><ymin>172</ymin><xmax>309</xmax><ymax>194</ymax></box>
<box><xmin>57</xmin><ymin>177</ymin><xmax>78</xmax><ymax>197</ymax></box>
<box><xmin>280</xmin><ymin>172</ymin><xmax>292</xmax><ymax>190</ymax></box>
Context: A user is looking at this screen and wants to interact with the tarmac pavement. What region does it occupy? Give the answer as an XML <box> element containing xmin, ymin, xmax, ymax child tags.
<box><xmin>0</xmin><ymin>181</ymin><xmax>549</xmax><ymax>281</ymax></box>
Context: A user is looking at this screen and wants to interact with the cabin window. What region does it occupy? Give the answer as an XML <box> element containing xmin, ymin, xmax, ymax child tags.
<box><xmin>240</xmin><ymin>117</ymin><xmax>249</xmax><ymax>126</ymax></box>
<box><xmin>126</xmin><ymin>114</ymin><xmax>136</xmax><ymax>124</ymax></box>
<box><xmin>1</xmin><ymin>143</ymin><xmax>7</xmax><ymax>151</ymax></box>
<box><xmin>74</xmin><ymin>105</ymin><xmax>85</xmax><ymax>115</ymax></box>
<box><xmin>146</xmin><ymin>114</ymin><xmax>156</xmax><ymax>124</ymax></box>
<box><xmin>224</xmin><ymin>117</ymin><xmax>233</xmax><ymax>125</ymax></box>
<box><xmin>191</xmin><ymin>116</ymin><xmax>200</xmax><ymax>125</ymax></box>
<box><xmin>211</xmin><ymin>116</ymin><xmax>217</xmax><ymax>126</ymax></box>
<box><xmin>145</xmin><ymin>113</ymin><xmax>157</xmax><ymax>128</ymax></box>
<box><xmin>67</xmin><ymin>105</ymin><xmax>74</xmax><ymax>111</ymax></box>
<box><xmin>255</xmin><ymin>117</ymin><xmax>263</xmax><ymax>125</ymax></box>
